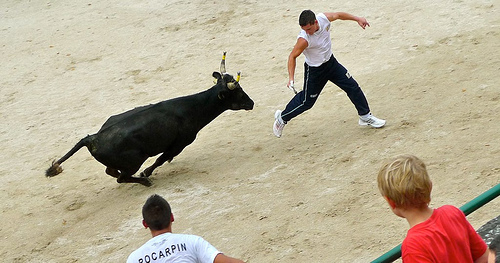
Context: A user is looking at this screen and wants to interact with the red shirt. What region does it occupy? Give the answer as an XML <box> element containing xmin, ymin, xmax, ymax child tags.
<box><xmin>402</xmin><ymin>205</ymin><xmax>487</xmax><ymax>263</ymax></box>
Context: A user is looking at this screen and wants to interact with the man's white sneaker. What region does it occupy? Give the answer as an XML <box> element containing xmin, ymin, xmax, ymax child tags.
<box><xmin>273</xmin><ymin>110</ymin><xmax>286</xmax><ymax>137</ymax></box>
<box><xmin>359</xmin><ymin>113</ymin><xmax>386</xmax><ymax>128</ymax></box>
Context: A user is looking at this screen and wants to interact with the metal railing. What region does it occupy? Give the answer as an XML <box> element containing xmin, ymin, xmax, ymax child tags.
<box><xmin>371</xmin><ymin>183</ymin><xmax>500</xmax><ymax>263</ymax></box>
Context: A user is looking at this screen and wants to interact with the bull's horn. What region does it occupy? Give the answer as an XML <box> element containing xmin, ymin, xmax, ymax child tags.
<box><xmin>227</xmin><ymin>82</ymin><xmax>236</xmax><ymax>90</ymax></box>
<box><xmin>220</xmin><ymin>51</ymin><xmax>227</xmax><ymax>74</ymax></box>
<box><xmin>236</xmin><ymin>71</ymin><xmax>241</xmax><ymax>82</ymax></box>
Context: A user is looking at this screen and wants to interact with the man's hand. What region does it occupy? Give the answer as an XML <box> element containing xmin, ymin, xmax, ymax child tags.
<box><xmin>357</xmin><ymin>17</ymin><xmax>370</xmax><ymax>29</ymax></box>
<box><xmin>287</xmin><ymin>80</ymin><xmax>298</xmax><ymax>94</ymax></box>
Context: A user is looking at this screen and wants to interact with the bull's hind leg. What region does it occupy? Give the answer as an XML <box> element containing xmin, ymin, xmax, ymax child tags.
<box><xmin>140</xmin><ymin>153</ymin><xmax>173</xmax><ymax>178</ymax></box>
<box><xmin>116</xmin><ymin>169</ymin><xmax>152</xmax><ymax>187</ymax></box>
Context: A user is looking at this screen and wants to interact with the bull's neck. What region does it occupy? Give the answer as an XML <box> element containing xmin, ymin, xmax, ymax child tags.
<box><xmin>189</xmin><ymin>87</ymin><xmax>228</xmax><ymax>129</ymax></box>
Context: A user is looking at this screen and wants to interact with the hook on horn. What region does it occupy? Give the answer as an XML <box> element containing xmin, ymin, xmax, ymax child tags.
<box><xmin>236</xmin><ymin>71</ymin><xmax>241</xmax><ymax>82</ymax></box>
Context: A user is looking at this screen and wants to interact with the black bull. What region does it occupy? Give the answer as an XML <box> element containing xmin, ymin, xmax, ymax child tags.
<box><xmin>46</xmin><ymin>56</ymin><xmax>254</xmax><ymax>186</ymax></box>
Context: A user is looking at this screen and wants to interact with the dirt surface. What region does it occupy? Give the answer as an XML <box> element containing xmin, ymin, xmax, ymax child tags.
<box><xmin>1</xmin><ymin>0</ymin><xmax>499</xmax><ymax>262</ymax></box>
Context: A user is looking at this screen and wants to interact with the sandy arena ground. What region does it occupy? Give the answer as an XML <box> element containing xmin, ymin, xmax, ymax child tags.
<box><xmin>1</xmin><ymin>0</ymin><xmax>499</xmax><ymax>262</ymax></box>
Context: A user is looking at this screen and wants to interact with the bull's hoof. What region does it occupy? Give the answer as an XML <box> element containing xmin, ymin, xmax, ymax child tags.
<box><xmin>140</xmin><ymin>178</ymin><xmax>153</xmax><ymax>187</ymax></box>
<box><xmin>105</xmin><ymin>167</ymin><xmax>120</xmax><ymax>178</ymax></box>
<box><xmin>117</xmin><ymin>176</ymin><xmax>152</xmax><ymax>187</ymax></box>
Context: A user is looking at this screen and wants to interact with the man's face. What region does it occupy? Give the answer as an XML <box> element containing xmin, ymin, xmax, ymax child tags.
<box><xmin>301</xmin><ymin>21</ymin><xmax>318</xmax><ymax>35</ymax></box>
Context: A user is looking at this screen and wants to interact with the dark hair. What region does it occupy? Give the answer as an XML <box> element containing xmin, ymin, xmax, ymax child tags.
<box><xmin>491</xmin><ymin>235</ymin><xmax>500</xmax><ymax>263</ymax></box>
<box><xmin>299</xmin><ymin>10</ymin><xmax>316</xmax><ymax>26</ymax></box>
<box><xmin>142</xmin><ymin>194</ymin><xmax>172</xmax><ymax>231</ymax></box>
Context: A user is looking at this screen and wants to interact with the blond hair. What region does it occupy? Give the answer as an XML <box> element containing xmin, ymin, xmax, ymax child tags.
<box><xmin>377</xmin><ymin>154</ymin><xmax>432</xmax><ymax>209</ymax></box>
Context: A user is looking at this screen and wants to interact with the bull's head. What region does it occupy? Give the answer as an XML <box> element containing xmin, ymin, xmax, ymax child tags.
<box><xmin>212</xmin><ymin>52</ymin><xmax>254</xmax><ymax>110</ymax></box>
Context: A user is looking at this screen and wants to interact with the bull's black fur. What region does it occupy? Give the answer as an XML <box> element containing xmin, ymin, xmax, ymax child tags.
<box><xmin>46</xmin><ymin>69</ymin><xmax>254</xmax><ymax>186</ymax></box>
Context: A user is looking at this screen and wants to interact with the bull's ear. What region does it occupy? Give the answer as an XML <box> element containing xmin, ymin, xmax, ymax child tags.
<box><xmin>212</xmin><ymin>72</ymin><xmax>222</xmax><ymax>80</ymax></box>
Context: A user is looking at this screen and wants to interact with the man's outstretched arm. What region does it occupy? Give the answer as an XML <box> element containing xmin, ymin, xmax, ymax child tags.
<box><xmin>324</xmin><ymin>12</ymin><xmax>370</xmax><ymax>29</ymax></box>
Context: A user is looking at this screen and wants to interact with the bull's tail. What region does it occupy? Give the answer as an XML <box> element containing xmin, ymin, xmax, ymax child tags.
<box><xmin>45</xmin><ymin>135</ymin><xmax>92</xmax><ymax>177</ymax></box>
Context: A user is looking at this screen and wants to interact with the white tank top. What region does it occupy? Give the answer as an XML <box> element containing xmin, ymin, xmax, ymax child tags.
<box><xmin>298</xmin><ymin>13</ymin><xmax>332</xmax><ymax>67</ymax></box>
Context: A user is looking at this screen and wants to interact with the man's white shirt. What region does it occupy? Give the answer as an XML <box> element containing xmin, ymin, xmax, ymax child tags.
<box><xmin>127</xmin><ymin>232</ymin><xmax>220</xmax><ymax>263</ymax></box>
<box><xmin>298</xmin><ymin>13</ymin><xmax>333</xmax><ymax>67</ymax></box>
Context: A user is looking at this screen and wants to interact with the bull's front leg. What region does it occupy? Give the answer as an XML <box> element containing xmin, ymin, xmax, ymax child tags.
<box><xmin>140</xmin><ymin>153</ymin><xmax>173</xmax><ymax>177</ymax></box>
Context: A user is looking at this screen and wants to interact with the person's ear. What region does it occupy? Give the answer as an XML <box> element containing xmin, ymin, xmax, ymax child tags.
<box><xmin>171</xmin><ymin>213</ymin><xmax>175</xmax><ymax>223</ymax></box>
<box><xmin>384</xmin><ymin>196</ymin><xmax>397</xmax><ymax>209</ymax></box>
<box><xmin>142</xmin><ymin>219</ymin><xmax>148</xmax><ymax>229</ymax></box>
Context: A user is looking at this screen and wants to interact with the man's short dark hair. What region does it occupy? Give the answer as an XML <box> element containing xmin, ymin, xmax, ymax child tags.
<box><xmin>299</xmin><ymin>10</ymin><xmax>316</xmax><ymax>26</ymax></box>
<box><xmin>142</xmin><ymin>194</ymin><xmax>172</xmax><ymax>231</ymax></box>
